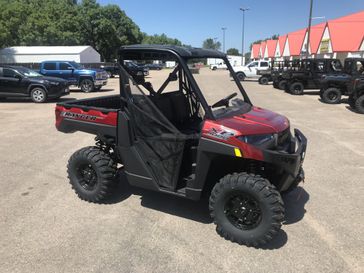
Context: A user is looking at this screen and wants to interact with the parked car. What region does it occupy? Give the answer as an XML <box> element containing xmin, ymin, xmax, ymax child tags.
<box><xmin>123</xmin><ymin>61</ymin><xmax>149</xmax><ymax>77</ymax></box>
<box><xmin>232</xmin><ymin>60</ymin><xmax>270</xmax><ymax>81</ymax></box>
<box><xmin>55</xmin><ymin>45</ymin><xmax>307</xmax><ymax>247</ymax></box>
<box><xmin>210</xmin><ymin>62</ymin><xmax>227</xmax><ymax>70</ymax></box>
<box><xmin>144</xmin><ymin>63</ymin><xmax>164</xmax><ymax>70</ymax></box>
<box><xmin>319</xmin><ymin>58</ymin><xmax>364</xmax><ymax>104</ymax></box>
<box><xmin>100</xmin><ymin>64</ymin><xmax>120</xmax><ymax>78</ymax></box>
<box><xmin>0</xmin><ymin>65</ymin><xmax>69</xmax><ymax>103</ymax></box>
<box><xmin>39</xmin><ymin>61</ymin><xmax>108</xmax><ymax>92</ymax></box>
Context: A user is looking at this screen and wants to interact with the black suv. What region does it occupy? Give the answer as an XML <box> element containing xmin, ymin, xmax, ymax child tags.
<box><xmin>348</xmin><ymin>70</ymin><xmax>364</xmax><ymax>114</ymax></box>
<box><xmin>282</xmin><ymin>59</ymin><xmax>342</xmax><ymax>95</ymax></box>
<box><xmin>0</xmin><ymin>66</ymin><xmax>69</xmax><ymax>103</ymax></box>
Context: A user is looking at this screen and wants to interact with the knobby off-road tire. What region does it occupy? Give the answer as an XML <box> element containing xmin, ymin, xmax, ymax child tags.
<box><xmin>209</xmin><ymin>173</ymin><xmax>284</xmax><ymax>247</ymax></box>
<box><xmin>348</xmin><ymin>96</ymin><xmax>356</xmax><ymax>109</ymax></box>
<box><xmin>321</xmin><ymin>87</ymin><xmax>342</xmax><ymax>104</ymax></box>
<box><xmin>258</xmin><ymin>76</ymin><xmax>269</xmax><ymax>85</ymax></box>
<box><xmin>278</xmin><ymin>80</ymin><xmax>287</xmax><ymax>90</ymax></box>
<box><xmin>354</xmin><ymin>95</ymin><xmax>364</xmax><ymax>114</ymax></box>
<box><xmin>67</xmin><ymin>146</ymin><xmax>117</xmax><ymax>203</ymax></box>
<box><xmin>289</xmin><ymin>82</ymin><xmax>304</xmax><ymax>95</ymax></box>
<box><xmin>236</xmin><ymin>72</ymin><xmax>246</xmax><ymax>81</ymax></box>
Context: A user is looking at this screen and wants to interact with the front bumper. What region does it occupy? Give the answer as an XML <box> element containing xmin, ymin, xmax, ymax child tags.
<box><xmin>94</xmin><ymin>80</ymin><xmax>108</xmax><ymax>86</ymax></box>
<box><xmin>263</xmin><ymin>129</ymin><xmax>307</xmax><ymax>191</ymax></box>
<box><xmin>48</xmin><ymin>85</ymin><xmax>70</xmax><ymax>98</ymax></box>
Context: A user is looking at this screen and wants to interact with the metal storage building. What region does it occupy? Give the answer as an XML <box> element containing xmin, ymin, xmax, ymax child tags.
<box><xmin>0</xmin><ymin>46</ymin><xmax>100</xmax><ymax>63</ymax></box>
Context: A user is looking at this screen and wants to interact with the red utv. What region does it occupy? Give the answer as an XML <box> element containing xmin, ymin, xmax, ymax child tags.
<box><xmin>55</xmin><ymin>45</ymin><xmax>307</xmax><ymax>247</ymax></box>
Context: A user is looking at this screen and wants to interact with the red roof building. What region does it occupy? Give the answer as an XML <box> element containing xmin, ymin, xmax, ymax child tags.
<box><xmin>264</xmin><ymin>39</ymin><xmax>278</xmax><ymax>58</ymax></box>
<box><xmin>275</xmin><ymin>35</ymin><xmax>287</xmax><ymax>57</ymax></box>
<box><xmin>308</xmin><ymin>22</ymin><xmax>327</xmax><ymax>54</ymax></box>
<box><xmin>260</xmin><ymin>41</ymin><xmax>266</xmax><ymax>58</ymax></box>
<box><xmin>287</xmin><ymin>29</ymin><xmax>307</xmax><ymax>56</ymax></box>
<box><xmin>251</xmin><ymin>44</ymin><xmax>261</xmax><ymax>59</ymax></box>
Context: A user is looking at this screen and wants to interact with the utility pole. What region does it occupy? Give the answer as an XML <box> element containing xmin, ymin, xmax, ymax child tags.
<box><xmin>221</xmin><ymin>27</ymin><xmax>227</xmax><ymax>53</ymax></box>
<box><xmin>306</xmin><ymin>0</ymin><xmax>313</xmax><ymax>58</ymax></box>
<box><xmin>240</xmin><ymin>7</ymin><xmax>249</xmax><ymax>65</ymax></box>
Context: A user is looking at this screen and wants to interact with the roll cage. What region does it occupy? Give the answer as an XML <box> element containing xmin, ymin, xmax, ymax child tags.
<box><xmin>118</xmin><ymin>45</ymin><xmax>252</xmax><ymax>120</ymax></box>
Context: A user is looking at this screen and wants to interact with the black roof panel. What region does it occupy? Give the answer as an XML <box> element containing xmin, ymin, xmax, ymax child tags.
<box><xmin>119</xmin><ymin>44</ymin><xmax>226</xmax><ymax>59</ymax></box>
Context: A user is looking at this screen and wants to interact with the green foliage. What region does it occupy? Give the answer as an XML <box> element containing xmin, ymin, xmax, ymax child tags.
<box><xmin>202</xmin><ymin>38</ymin><xmax>221</xmax><ymax>50</ymax></box>
<box><xmin>0</xmin><ymin>0</ymin><xmax>180</xmax><ymax>61</ymax></box>
<box><xmin>226</xmin><ymin>48</ymin><xmax>240</xmax><ymax>56</ymax></box>
<box><xmin>142</xmin><ymin>33</ymin><xmax>182</xmax><ymax>46</ymax></box>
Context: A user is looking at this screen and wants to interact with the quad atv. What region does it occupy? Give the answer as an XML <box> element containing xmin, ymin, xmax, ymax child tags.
<box><xmin>320</xmin><ymin>58</ymin><xmax>364</xmax><ymax>104</ymax></box>
<box><xmin>55</xmin><ymin>45</ymin><xmax>307</xmax><ymax>247</ymax></box>
<box><xmin>282</xmin><ymin>59</ymin><xmax>342</xmax><ymax>95</ymax></box>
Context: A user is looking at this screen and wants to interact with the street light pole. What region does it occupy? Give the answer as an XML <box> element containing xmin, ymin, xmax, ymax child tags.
<box><xmin>240</xmin><ymin>7</ymin><xmax>249</xmax><ymax>65</ymax></box>
<box><xmin>306</xmin><ymin>0</ymin><xmax>313</xmax><ymax>58</ymax></box>
<box><xmin>221</xmin><ymin>27</ymin><xmax>227</xmax><ymax>53</ymax></box>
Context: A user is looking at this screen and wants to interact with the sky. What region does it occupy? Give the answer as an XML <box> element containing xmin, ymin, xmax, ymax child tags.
<box><xmin>99</xmin><ymin>0</ymin><xmax>364</xmax><ymax>53</ymax></box>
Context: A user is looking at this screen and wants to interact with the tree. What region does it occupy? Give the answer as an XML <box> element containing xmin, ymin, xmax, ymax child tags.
<box><xmin>142</xmin><ymin>33</ymin><xmax>182</xmax><ymax>45</ymax></box>
<box><xmin>249</xmin><ymin>34</ymin><xmax>279</xmax><ymax>51</ymax></box>
<box><xmin>202</xmin><ymin>38</ymin><xmax>221</xmax><ymax>50</ymax></box>
<box><xmin>226</xmin><ymin>48</ymin><xmax>239</xmax><ymax>56</ymax></box>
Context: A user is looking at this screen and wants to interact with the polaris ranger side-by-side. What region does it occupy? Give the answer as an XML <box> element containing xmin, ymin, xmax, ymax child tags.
<box><xmin>55</xmin><ymin>45</ymin><xmax>307</xmax><ymax>247</ymax></box>
<box><xmin>282</xmin><ymin>59</ymin><xmax>342</xmax><ymax>95</ymax></box>
<box><xmin>320</xmin><ymin>58</ymin><xmax>364</xmax><ymax>104</ymax></box>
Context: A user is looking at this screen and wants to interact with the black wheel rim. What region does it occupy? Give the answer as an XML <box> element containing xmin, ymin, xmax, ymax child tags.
<box><xmin>77</xmin><ymin>164</ymin><xmax>97</xmax><ymax>191</ymax></box>
<box><xmin>224</xmin><ymin>193</ymin><xmax>262</xmax><ymax>230</ymax></box>
<box><xmin>82</xmin><ymin>80</ymin><xmax>93</xmax><ymax>92</ymax></box>
<box><xmin>328</xmin><ymin>91</ymin><xmax>338</xmax><ymax>101</ymax></box>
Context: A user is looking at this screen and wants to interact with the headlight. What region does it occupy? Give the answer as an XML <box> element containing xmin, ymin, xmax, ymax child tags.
<box><xmin>237</xmin><ymin>133</ymin><xmax>277</xmax><ymax>148</ymax></box>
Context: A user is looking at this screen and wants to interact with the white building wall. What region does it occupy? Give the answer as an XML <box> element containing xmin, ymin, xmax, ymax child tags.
<box><xmin>282</xmin><ymin>39</ymin><xmax>290</xmax><ymax>57</ymax></box>
<box><xmin>79</xmin><ymin>47</ymin><xmax>101</xmax><ymax>63</ymax></box>
<box><xmin>274</xmin><ymin>43</ymin><xmax>281</xmax><ymax>58</ymax></box>
<box><xmin>207</xmin><ymin>55</ymin><xmax>243</xmax><ymax>67</ymax></box>
<box><xmin>360</xmin><ymin>39</ymin><xmax>364</xmax><ymax>51</ymax></box>
<box><xmin>0</xmin><ymin>54</ymin><xmax>81</xmax><ymax>63</ymax></box>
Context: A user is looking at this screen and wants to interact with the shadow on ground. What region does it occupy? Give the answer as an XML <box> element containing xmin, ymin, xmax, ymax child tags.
<box><xmin>69</xmin><ymin>88</ymin><xmax>114</xmax><ymax>93</ymax></box>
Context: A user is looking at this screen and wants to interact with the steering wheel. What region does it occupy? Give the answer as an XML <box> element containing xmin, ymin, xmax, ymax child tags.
<box><xmin>211</xmin><ymin>92</ymin><xmax>238</xmax><ymax>108</ymax></box>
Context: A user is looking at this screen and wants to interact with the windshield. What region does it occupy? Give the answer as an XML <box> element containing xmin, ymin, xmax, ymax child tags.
<box><xmin>69</xmin><ymin>61</ymin><xmax>83</xmax><ymax>69</ymax></box>
<box><xmin>189</xmin><ymin>57</ymin><xmax>251</xmax><ymax>118</ymax></box>
<box><xmin>16</xmin><ymin>67</ymin><xmax>42</xmax><ymax>77</ymax></box>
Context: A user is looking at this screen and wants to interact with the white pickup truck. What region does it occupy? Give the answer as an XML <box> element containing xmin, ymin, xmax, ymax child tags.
<box><xmin>233</xmin><ymin>60</ymin><xmax>270</xmax><ymax>80</ymax></box>
<box><xmin>210</xmin><ymin>62</ymin><xmax>228</xmax><ymax>70</ymax></box>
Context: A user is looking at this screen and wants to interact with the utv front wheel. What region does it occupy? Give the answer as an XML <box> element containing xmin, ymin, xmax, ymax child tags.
<box><xmin>259</xmin><ymin>76</ymin><xmax>269</xmax><ymax>85</ymax></box>
<box><xmin>236</xmin><ymin>72</ymin><xmax>245</xmax><ymax>81</ymax></box>
<box><xmin>209</xmin><ymin>173</ymin><xmax>284</xmax><ymax>247</ymax></box>
<box><xmin>354</xmin><ymin>95</ymin><xmax>364</xmax><ymax>114</ymax></box>
<box><xmin>67</xmin><ymin>146</ymin><xmax>117</xmax><ymax>203</ymax></box>
<box><xmin>278</xmin><ymin>80</ymin><xmax>287</xmax><ymax>90</ymax></box>
<box><xmin>322</xmin><ymin>88</ymin><xmax>342</xmax><ymax>104</ymax></box>
<box><xmin>289</xmin><ymin>82</ymin><xmax>304</xmax><ymax>95</ymax></box>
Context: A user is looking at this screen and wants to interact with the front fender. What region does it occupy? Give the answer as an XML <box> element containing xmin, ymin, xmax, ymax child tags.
<box><xmin>27</xmin><ymin>84</ymin><xmax>49</xmax><ymax>94</ymax></box>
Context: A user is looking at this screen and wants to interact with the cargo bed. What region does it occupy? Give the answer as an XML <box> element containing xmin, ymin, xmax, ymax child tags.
<box><xmin>55</xmin><ymin>95</ymin><xmax>120</xmax><ymax>137</ymax></box>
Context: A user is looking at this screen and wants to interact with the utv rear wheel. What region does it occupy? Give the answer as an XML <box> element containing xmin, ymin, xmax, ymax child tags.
<box><xmin>278</xmin><ymin>80</ymin><xmax>287</xmax><ymax>90</ymax></box>
<box><xmin>289</xmin><ymin>82</ymin><xmax>304</xmax><ymax>95</ymax></box>
<box><xmin>273</xmin><ymin>81</ymin><xmax>278</xmax><ymax>88</ymax></box>
<box><xmin>348</xmin><ymin>96</ymin><xmax>356</xmax><ymax>109</ymax></box>
<box><xmin>80</xmin><ymin>79</ymin><xmax>94</xmax><ymax>93</ymax></box>
<box><xmin>236</xmin><ymin>72</ymin><xmax>245</xmax><ymax>81</ymax></box>
<box><xmin>322</xmin><ymin>88</ymin><xmax>342</xmax><ymax>104</ymax></box>
<box><xmin>30</xmin><ymin>87</ymin><xmax>47</xmax><ymax>103</ymax></box>
<box><xmin>259</xmin><ymin>76</ymin><xmax>269</xmax><ymax>85</ymax></box>
<box><xmin>209</xmin><ymin>173</ymin><xmax>284</xmax><ymax>247</ymax></box>
<box><xmin>355</xmin><ymin>95</ymin><xmax>364</xmax><ymax>114</ymax></box>
<box><xmin>67</xmin><ymin>146</ymin><xmax>117</xmax><ymax>203</ymax></box>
